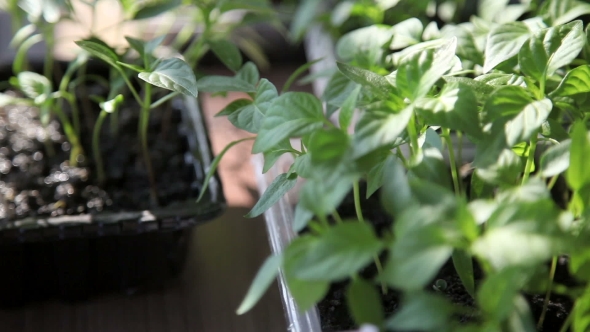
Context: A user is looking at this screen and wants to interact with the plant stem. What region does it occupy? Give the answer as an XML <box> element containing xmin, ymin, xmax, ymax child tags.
<box><xmin>332</xmin><ymin>210</ymin><xmax>343</xmax><ymax>224</ymax></box>
<box><xmin>42</xmin><ymin>25</ymin><xmax>54</xmax><ymax>83</ymax></box>
<box><xmin>53</xmin><ymin>107</ymin><xmax>83</xmax><ymax>166</ymax></box>
<box><xmin>140</xmin><ymin>83</ymin><xmax>159</xmax><ymax>207</ymax></box>
<box><xmin>407</xmin><ymin>113</ymin><xmax>420</xmax><ymax>157</ymax></box>
<box><xmin>92</xmin><ymin>110</ymin><xmax>108</xmax><ymax>184</ymax></box>
<box><xmin>548</xmin><ymin>175</ymin><xmax>559</xmax><ymax>190</ymax></box>
<box><xmin>537</xmin><ymin>256</ymin><xmax>558</xmax><ymax>330</ymax></box>
<box><xmin>117</xmin><ymin>68</ymin><xmax>143</xmax><ymax>107</ymax></box>
<box><xmin>150</xmin><ymin>92</ymin><xmax>180</xmax><ymax>110</ymax></box>
<box><xmin>522</xmin><ymin>132</ymin><xmax>539</xmax><ymax>185</ymax></box>
<box><xmin>353</xmin><ymin>180</ymin><xmax>387</xmax><ymax>295</ymax></box>
<box><xmin>442</xmin><ymin>128</ymin><xmax>462</xmax><ymax>196</ymax></box>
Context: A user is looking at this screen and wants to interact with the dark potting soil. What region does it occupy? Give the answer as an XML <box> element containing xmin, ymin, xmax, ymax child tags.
<box><xmin>0</xmin><ymin>89</ymin><xmax>198</xmax><ymax>225</ymax></box>
<box><xmin>314</xmin><ymin>183</ymin><xmax>575</xmax><ymax>332</ymax></box>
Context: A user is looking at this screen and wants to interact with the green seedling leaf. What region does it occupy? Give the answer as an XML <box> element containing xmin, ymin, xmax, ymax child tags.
<box><xmin>262</xmin><ymin>140</ymin><xmax>293</xmax><ymax>173</ymax></box>
<box><xmin>299</xmin><ymin>176</ymin><xmax>353</xmax><ymax>218</ymax></box>
<box><xmin>397</xmin><ymin>38</ymin><xmax>458</xmax><ymax>101</ymax></box>
<box><xmin>209</xmin><ymin>39</ymin><xmax>243</xmax><ymax>72</ymax></box>
<box><xmin>366</xmin><ymin>154</ymin><xmax>395</xmax><ymax>199</ymax></box>
<box><xmin>253</xmin><ymin>92</ymin><xmax>324</xmax><ymax>153</ymax></box>
<box><xmin>336</xmin><ymin>25</ymin><xmax>393</xmax><ymax>63</ymax></box>
<box><xmin>543</xmin><ymin>0</ymin><xmax>590</xmax><ymax>27</ymax></box>
<box><xmin>539</xmin><ymin>139</ymin><xmax>571</xmax><ymax>177</ymax></box>
<box><xmin>196</xmin><ymin>76</ymin><xmax>257</xmax><ymax>93</ymax></box>
<box><xmin>245</xmin><ymin>173</ymin><xmax>298</xmax><ymax>218</ymax></box>
<box><xmin>138</xmin><ymin>58</ymin><xmax>198</xmax><ymax>98</ymax></box>
<box><xmin>440</xmin><ymin>23</ymin><xmax>483</xmax><ymax>65</ymax></box>
<box><xmin>386</xmin><ymin>292</ymin><xmax>453</xmax><ymax>331</ymax></box>
<box><xmin>236</xmin><ymin>62</ymin><xmax>260</xmax><ymax>85</ymax></box>
<box><xmin>550</xmin><ymin>65</ymin><xmax>590</xmax><ymax>97</ymax></box>
<box><xmin>132</xmin><ymin>0</ymin><xmax>181</xmax><ymax>20</ymax></box>
<box><xmin>336</xmin><ymin>62</ymin><xmax>396</xmax><ymax>99</ymax></box>
<box><xmin>197</xmin><ymin>137</ymin><xmax>255</xmax><ymax>202</ymax></box>
<box><xmin>0</xmin><ymin>93</ymin><xmax>31</xmax><ymax>107</ymax></box>
<box><xmin>483</xmin><ymin>22</ymin><xmax>531</xmax><ymax>73</ymax></box>
<box><xmin>477</xmin><ymin>267</ymin><xmax>526</xmax><ymax>321</ymax></box>
<box><xmin>380</xmin><ymin>157</ymin><xmax>414</xmax><ymax>217</ymax></box>
<box><xmin>286</xmin><ymin>276</ymin><xmax>329</xmax><ymax>311</ymax></box>
<box><xmin>308</xmin><ymin>128</ymin><xmax>350</xmax><ymax>165</ymax></box>
<box><xmin>339</xmin><ymin>85</ymin><xmax>361</xmax><ymax>130</ymax></box>
<box><xmin>415</xmin><ymin>81</ymin><xmax>482</xmax><ymax>139</ymax></box>
<box><xmin>519</xmin><ymin>20</ymin><xmax>585</xmax><ymax>82</ymax></box>
<box><xmin>323</xmin><ymin>71</ymin><xmax>360</xmax><ymax>109</ymax></box>
<box><xmin>452</xmin><ymin>249</ymin><xmax>475</xmax><ymax>298</ymax></box>
<box><xmin>75</xmin><ymin>39</ymin><xmax>120</xmax><ymax>69</ymax></box>
<box><xmin>217</xmin><ymin>79</ymin><xmax>278</xmax><ymax>133</ymax></box>
<box><xmin>389</xmin><ymin>18</ymin><xmax>423</xmax><ymax>50</ymax></box>
<box><xmin>353</xmin><ymin>106</ymin><xmax>412</xmax><ymax>158</ymax></box>
<box><xmin>236</xmin><ymin>254</ymin><xmax>282</xmax><ymax>315</ymax></box>
<box><xmin>16</xmin><ymin>71</ymin><xmax>52</xmax><ymax>103</ymax></box>
<box><xmin>567</xmin><ymin>122</ymin><xmax>590</xmax><ymax>191</ymax></box>
<box><xmin>290</xmin><ymin>222</ymin><xmax>383</xmax><ymax>281</ymax></box>
<box><xmin>281</xmin><ymin>58</ymin><xmax>323</xmax><ymax>93</ymax></box>
<box><xmin>442</xmin><ymin>76</ymin><xmax>496</xmax><ymax>103</ymax></box>
<box><xmin>347</xmin><ymin>278</ymin><xmax>384</xmax><ymax>327</ymax></box>
<box><xmin>475</xmin><ymin>149</ymin><xmax>522</xmax><ymax>186</ymax></box>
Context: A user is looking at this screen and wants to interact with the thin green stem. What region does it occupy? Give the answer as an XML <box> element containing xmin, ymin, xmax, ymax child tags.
<box><xmin>150</xmin><ymin>92</ymin><xmax>180</xmax><ymax>110</ymax></box>
<box><xmin>457</xmin><ymin>131</ymin><xmax>463</xmax><ymax>169</ymax></box>
<box><xmin>442</xmin><ymin>129</ymin><xmax>462</xmax><ymax>196</ymax></box>
<box><xmin>117</xmin><ymin>68</ymin><xmax>143</xmax><ymax>107</ymax></box>
<box><xmin>92</xmin><ymin>110</ymin><xmax>108</xmax><ymax>184</ymax></box>
<box><xmin>353</xmin><ymin>180</ymin><xmax>387</xmax><ymax>295</ymax></box>
<box><xmin>396</xmin><ymin>147</ymin><xmax>408</xmax><ymax>167</ymax></box>
<box><xmin>548</xmin><ymin>175</ymin><xmax>559</xmax><ymax>190</ymax></box>
<box><xmin>53</xmin><ymin>106</ymin><xmax>83</xmax><ymax>166</ymax></box>
<box><xmin>140</xmin><ymin>84</ymin><xmax>158</xmax><ymax>206</ymax></box>
<box><xmin>537</xmin><ymin>256</ymin><xmax>558</xmax><ymax>330</ymax></box>
<box><xmin>42</xmin><ymin>25</ymin><xmax>54</xmax><ymax>83</ymax></box>
<box><xmin>407</xmin><ymin>114</ymin><xmax>420</xmax><ymax>157</ymax></box>
<box><xmin>332</xmin><ymin>210</ymin><xmax>343</xmax><ymax>224</ymax></box>
<box><xmin>522</xmin><ymin>132</ymin><xmax>539</xmax><ymax>185</ymax></box>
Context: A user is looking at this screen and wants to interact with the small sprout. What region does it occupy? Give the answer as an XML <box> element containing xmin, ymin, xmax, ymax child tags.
<box><xmin>433</xmin><ymin>279</ymin><xmax>447</xmax><ymax>292</ymax></box>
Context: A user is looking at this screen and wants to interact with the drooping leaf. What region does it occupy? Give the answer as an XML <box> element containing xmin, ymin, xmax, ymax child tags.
<box><xmin>138</xmin><ymin>58</ymin><xmax>198</xmax><ymax>97</ymax></box>
<box><xmin>518</xmin><ymin>20</ymin><xmax>585</xmax><ymax>82</ymax></box>
<box><xmin>352</xmin><ymin>106</ymin><xmax>412</xmax><ymax>158</ymax></box>
<box><xmin>253</xmin><ymin>92</ymin><xmax>324</xmax><ymax>153</ymax></box>
<box><xmin>347</xmin><ymin>278</ymin><xmax>384</xmax><ymax>327</ymax></box>
<box><xmin>290</xmin><ymin>222</ymin><xmax>383</xmax><ymax>281</ymax></box>
<box><xmin>209</xmin><ymin>39</ymin><xmax>243</xmax><ymax>72</ymax></box>
<box><xmin>245</xmin><ymin>173</ymin><xmax>298</xmax><ymax>218</ymax></box>
<box><xmin>236</xmin><ymin>254</ymin><xmax>283</xmax><ymax>314</ymax></box>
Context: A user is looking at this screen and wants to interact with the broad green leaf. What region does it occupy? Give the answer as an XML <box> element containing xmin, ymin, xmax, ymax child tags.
<box><xmin>380</xmin><ymin>157</ymin><xmax>415</xmax><ymax>217</ymax></box>
<box><xmin>415</xmin><ymin>81</ymin><xmax>482</xmax><ymax>139</ymax></box>
<box><xmin>452</xmin><ymin>249</ymin><xmax>475</xmax><ymax>298</ymax></box>
<box><xmin>477</xmin><ymin>268</ymin><xmax>526</xmax><ymax>321</ymax></box>
<box><xmin>543</xmin><ymin>0</ymin><xmax>590</xmax><ymax>26</ymax></box>
<box><xmin>308</xmin><ymin>128</ymin><xmax>350</xmax><ymax>165</ymax></box>
<box><xmin>518</xmin><ymin>20</ymin><xmax>585</xmax><ymax>82</ymax></box>
<box><xmin>539</xmin><ymin>140</ymin><xmax>571</xmax><ymax>177</ymax></box>
<box><xmin>567</xmin><ymin>122</ymin><xmax>590</xmax><ymax>191</ymax></box>
<box><xmin>209</xmin><ymin>39</ymin><xmax>243</xmax><ymax>72</ymax></box>
<box><xmin>390</xmin><ymin>39</ymin><xmax>450</xmax><ymax>66</ymax></box>
<box><xmin>75</xmin><ymin>40</ymin><xmax>120</xmax><ymax>69</ymax></box>
<box><xmin>17</xmin><ymin>71</ymin><xmax>52</xmax><ymax>103</ymax></box>
<box><xmin>336</xmin><ymin>25</ymin><xmax>393</xmax><ymax>63</ymax></box>
<box><xmin>483</xmin><ymin>22</ymin><xmax>531</xmax><ymax>73</ymax></box>
<box><xmin>410</xmin><ymin>148</ymin><xmax>453</xmax><ymax>189</ymax></box>
<box><xmin>196</xmin><ymin>76</ymin><xmax>256</xmax><ymax>93</ymax></box>
<box><xmin>339</xmin><ymin>85</ymin><xmax>361</xmax><ymax>130</ymax></box>
<box><xmin>236</xmin><ymin>62</ymin><xmax>260</xmax><ymax>85</ymax></box>
<box><xmin>366</xmin><ymin>154</ymin><xmax>394</xmax><ymax>199</ymax></box>
<box><xmin>217</xmin><ymin>79</ymin><xmax>277</xmax><ymax>133</ymax></box>
<box><xmin>262</xmin><ymin>140</ymin><xmax>293</xmax><ymax>173</ymax></box>
<box><xmin>245</xmin><ymin>173</ymin><xmax>298</xmax><ymax>218</ymax></box>
<box><xmin>323</xmin><ymin>71</ymin><xmax>359</xmax><ymax>108</ymax></box>
<box><xmin>389</xmin><ymin>18</ymin><xmax>423</xmax><ymax>50</ymax></box>
<box><xmin>236</xmin><ymin>254</ymin><xmax>282</xmax><ymax>314</ymax></box>
<box><xmin>443</xmin><ymin>76</ymin><xmax>496</xmax><ymax>103</ymax></box>
<box><xmin>138</xmin><ymin>58</ymin><xmax>198</xmax><ymax>97</ymax></box>
<box><xmin>550</xmin><ymin>65</ymin><xmax>590</xmax><ymax>97</ymax></box>
<box><xmin>253</xmin><ymin>92</ymin><xmax>324</xmax><ymax>153</ymax></box>
<box><xmin>396</xmin><ymin>38</ymin><xmax>457</xmax><ymax>101</ymax></box>
<box><xmin>475</xmin><ymin>149</ymin><xmax>522</xmax><ymax>186</ymax></box>
<box><xmin>386</xmin><ymin>292</ymin><xmax>453</xmax><ymax>331</ymax></box>
<box><xmin>347</xmin><ymin>278</ymin><xmax>384</xmax><ymax>327</ymax></box>
<box><xmin>290</xmin><ymin>153</ymin><xmax>313</xmax><ymax>179</ymax></box>
<box><xmin>291</xmin><ymin>222</ymin><xmax>383</xmax><ymax>281</ymax></box>
<box><xmin>132</xmin><ymin>0</ymin><xmax>180</xmax><ymax>20</ymax></box>
<box><xmin>286</xmin><ymin>276</ymin><xmax>329</xmax><ymax>311</ymax></box>
<box><xmin>336</xmin><ymin>62</ymin><xmax>396</xmax><ymax>98</ymax></box>
<box><xmin>472</xmin><ymin>222</ymin><xmax>563</xmax><ymax>270</ymax></box>
<box><xmin>478</xmin><ymin>0</ymin><xmax>510</xmax><ymax>22</ymax></box>
<box><xmin>299</xmin><ymin>175</ymin><xmax>354</xmax><ymax>218</ymax></box>
<box><xmin>440</xmin><ymin>23</ymin><xmax>483</xmax><ymax>65</ymax></box>
<box><xmin>353</xmin><ymin>106</ymin><xmax>412</xmax><ymax>158</ymax></box>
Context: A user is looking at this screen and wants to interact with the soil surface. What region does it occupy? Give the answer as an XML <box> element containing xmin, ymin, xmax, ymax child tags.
<box><xmin>314</xmin><ymin>183</ymin><xmax>575</xmax><ymax>332</ymax></box>
<box><xmin>0</xmin><ymin>89</ymin><xmax>198</xmax><ymax>226</ymax></box>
